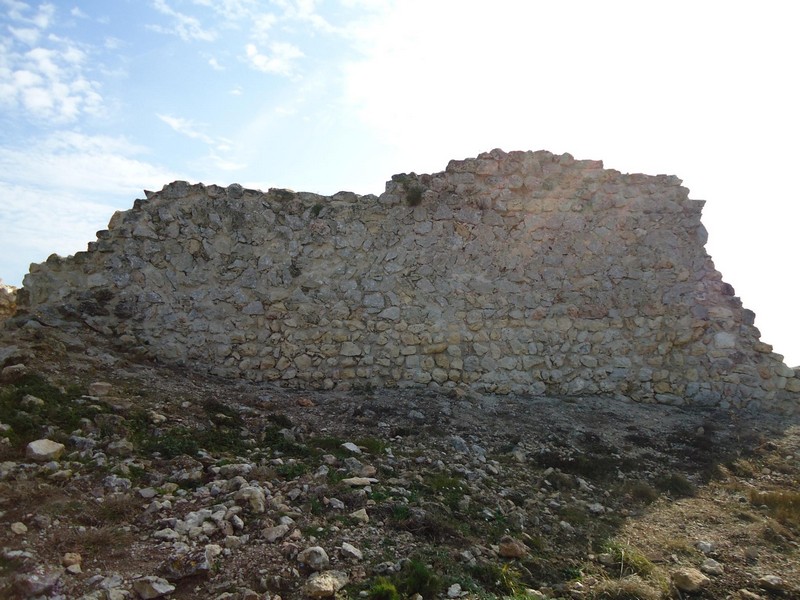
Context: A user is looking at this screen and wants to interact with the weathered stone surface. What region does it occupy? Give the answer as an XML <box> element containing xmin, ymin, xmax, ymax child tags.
<box><xmin>297</xmin><ymin>546</ymin><xmax>330</xmax><ymax>571</ymax></box>
<box><xmin>234</xmin><ymin>486</ymin><xmax>266</xmax><ymax>513</ymax></box>
<box><xmin>672</xmin><ymin>567</ymin><xmax>710</xmax><ymax>592</ymax></box>
<box><xmin>0</xmin><ymin>283</ymin><xmax>16</xmax><ymax>319</ymax></box>
<box><xmin>13</xmin><ymin>568</ymin><xmax>62</xmax><ymax>597</ymax></box>
<box><xmin>17</xmin><ymin>150</ymin><xmax>797</xmax><ymax>412</ymax></box>
<box><xmin>340</xmin><ymin>542</ymin><xmax>363</xmax><ymax>560</ymax></box>
<box><xmin>757</xmin><ymin>575</ymin><xmax>787</xmax><ymax>592</ymax></box>
<box><xmin>26</xmin><ymin>439</ymin><xmax>65</xmax><ymax>462</ymax></box>
<box><xmin>132</xmin><ymin>575</ymin><xmax>175</xmax><ymax>598</ymax></box>
<box><xmin>303</xmin><ymin>570</ymin><xmax>349</xmax><ymax>598</ymax></box>
<box><xmin>88</xmin><ymin>381</ymin><xmax>113</xmax><ymax>396</ymax></box>
<box><xmin>498</xmin><ymin>535</ymin><xmax>528</xmax><ymax>558</ymax></box>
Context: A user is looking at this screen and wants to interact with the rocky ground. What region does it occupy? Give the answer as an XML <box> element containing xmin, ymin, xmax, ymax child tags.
<box><xmin>0</xmin><ymin>316</ymin><xmax>798</xmax><ymax>600</ymax></box>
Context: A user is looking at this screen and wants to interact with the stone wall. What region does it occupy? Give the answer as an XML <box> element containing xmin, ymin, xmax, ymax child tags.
<box><xmin>17</xmin><ymin>149</ymin><xmax>800</xmax><ymax>412</ymax></box>
<box><xmin>0</xmin><ymin>284</ymin><xmax>16</xmax><ymax>320</ymax></box>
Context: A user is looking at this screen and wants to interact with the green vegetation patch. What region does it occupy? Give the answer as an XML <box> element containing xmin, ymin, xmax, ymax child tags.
<box><xmin>0</xmin><ymin>373</ymin><xmax>100</xmax><ymax>452</ymax></box>
<box><xmin>128</xmin><ymin>409</ymin><xmax>249</xmax><ymax>458</ymax></box>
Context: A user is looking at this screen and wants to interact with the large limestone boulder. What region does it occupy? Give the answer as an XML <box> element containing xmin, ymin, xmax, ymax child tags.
<box><xmin>26</xmin><ymin>439</ymin><xmax>66</xmax><ymax>462</ymax></box>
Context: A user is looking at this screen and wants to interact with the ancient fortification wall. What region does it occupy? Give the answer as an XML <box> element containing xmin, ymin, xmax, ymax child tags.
<box><xmin>17</xmin><ymin>149</ymin><xmax>800</xmax><ymax>411</ymax></box>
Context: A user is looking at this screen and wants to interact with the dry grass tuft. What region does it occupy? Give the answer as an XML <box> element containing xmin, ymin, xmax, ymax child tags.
<box><xmin>750</xmin><ymin>490</ymin><xmax>800</xmax><ymax>531</ymax></box>
<box><xmin>590</xmin><ymin>575</ymin><xmax>662</xmax><ymax>600</ymax></box>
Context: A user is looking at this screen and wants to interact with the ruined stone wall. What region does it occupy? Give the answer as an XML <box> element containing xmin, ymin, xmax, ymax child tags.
<box><xmin>18</xmin><ymin>149</ymin><xmax>800</xmax><ymax>411</ymax></box>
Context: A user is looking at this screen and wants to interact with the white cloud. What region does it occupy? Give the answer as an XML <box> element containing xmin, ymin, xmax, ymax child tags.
<box><xmin>0</xmin><ymin>131</ymin><xmax>182</xmax><ymax>194</ymax></box>
<box><xmin>229</xmin><ymin>86</ymin><xmax>242</xmax><ymax>95</ymax></box>
<box><xmin>70</xmin><ymin>6</ymin><xmax>88</xmax><ymax>18</ymax></box>
<box><xmin>0</xmin><ymin>131</ymin><xmax>184</xmax><ymax>286</ymax></box>
<box><xmin>0</xmin><ymin>182</ymin><xmax>120</xmax><ymax>286</ymax></box>
<box><xmin>245</xmin><ymin>41</ymin><xmax>303</xmax><ymax>76</ymax></box>
<box><xmin>276</xmin><ymin>0</ymin><xmax>336</xmax><ymax>33</ymax></box>
<box><xmin>208</xmin><ymin>56</ymin><xmax>223</xmax><ymax>70</ymax></box>
<box><xmin>250</xmin><ymin>11</ymin><xmax>277</xmax><ymax>43</ymax></box>
<box><xmin>149</xmin><ymin>0</ymin><xmax>216</xmax><ymax>42</ymax></box>
<box><xmin>0</xmin><ymin>13</ymin><xmax>104</xmax><ymax>123</ymax></box>
<box><xmin>30</xmin><ymin>2</ymin><xmax>54</xmax><ymax>28</ymax></box>
<box><xmin>9</xmin><ymin>26</ymin><xmax>39</xmax><ymax>45</ymax></box>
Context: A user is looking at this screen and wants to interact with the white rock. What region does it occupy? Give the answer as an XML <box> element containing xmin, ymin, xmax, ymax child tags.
<box><xmin>341</xmin><ymin>442</ymin><xmax>361</xmax><ymax>454</ymax></box>
<box><xmin>695</xmin><ymin>540</ymin><xmax>714</xmax><ymax>554</ymax></box>
<box><xmin>263</xmin><ymin>523</ymin><xmax>290</xmax><ymax>542</ymax></box>
<box><xmin>700</xmin><ymin>558</ymin><xmax>724</xmax><ymax>576</ymax></box>
<box><xmin>349</xmin><ymin>508</ymin><xmax>369</xmax><ymax>524</ymax></box>
<box><xmin>297</xmin><ymin>546</ymin><xmax>330</xmax><ymax>571</ymax></box>
<box><xmin>303</xmin><ymin>570</ymin><xmax>349</xmax><ymax>598</ymax></box>
<box><xmin>671</xmin><ymin>568</ymin><xmax>710</xmax><ymax>592</ymax></box>
<box><xmin>11</xmin><ymin>522</ymin><xmax>27</xmax><ymax>535</ymax></box>
<box><xmin>88</xmin><ymin>381</ymin><xmax>113</xmax><ymax>396</ymax></box>
<box><xmin>153</xmin><ymin>528</ymin><xmax>180</xmax><ymax>541</ymax></box>
<box><xmin>132</xmin><ymin>576</ymin><xmax>175</xmax><ymax>599</ymax></box>
<box><xmin>26</xmin><ymin>439</ymin><xmax>65</xmax><ymax>462</ymax></box>
<box><xmin>235</xmin><ymin>486</ymin><xmax>266</xmax><ymax>513</ymax></box>
<box><xmin>340</xmin><ymin>477</ymin><xmax>377</xmax><ymax>487</ymax></box>
<box><xmin>757</xmin><ymin>575</ymin><xmax>787</xmax><ymax>592</ymax></box>
<box><xmin>340</xmin><ymin>542</ymin><xmax>363</xmax><ymax>560</ymax></box>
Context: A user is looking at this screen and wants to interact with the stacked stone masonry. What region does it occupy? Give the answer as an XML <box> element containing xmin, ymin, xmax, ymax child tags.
<box><xmin>18</xmin><ymin>150</ymin><xmax>800</xmax><ymax>412</ymax></box>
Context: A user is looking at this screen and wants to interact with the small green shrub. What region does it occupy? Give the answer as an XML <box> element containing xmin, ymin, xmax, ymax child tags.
<box><xmin>396</xmin><ymin>559</ymin><xmax>442</xmax><ymax>598</ymax></box>
<box><xmin>128</xmin><ymin>409</ymin><xmax>248</xmax><ymax>458</ymax></box>
<box><xmin>368</xmin><ymin>577</ymin><xmax>399</xmax><ymax>600</ymax></box>
<box><xmin>357</xmin><ymin>436</ymin><xmax>386</xmax><ymax>455</ymax></box>
<box><xmin>602</xmin><ymin>542</ymin><xmax>655</xmax><ymax>578</ymax></box>
<box><xmin>424</xmin><ymin>473</ymin><xmax>466</xmax><ymax>511</ymax></box>
<box><xmin>277</xmin><ymin>462</ymin><xmax>308</xmax><ymax>480</ymax></box>
<box><xmin>263</xmin><ymin>426</ymin><xmax>312</xmax><ymax>457</ymax></box>
<box><xmin>468</xmin><ymin>562</ymin><xmax>524</xmax><ymax>595</ymax></box>
<box><xmin>390</xmin><ymin>503</ymin><xmax>410</xmax><ymax>522</ymax></box>
<box><xmin>405</xmin><ymin>185</ymin><xmax>423</xmax><ymax>206</ymax></box>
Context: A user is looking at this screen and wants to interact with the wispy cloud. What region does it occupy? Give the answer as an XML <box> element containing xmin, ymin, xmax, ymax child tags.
<box><xmin>245</xmin><ymin>41</ymin><xmax>303</xmax><ymax>76</ymax></box>
<box><xmin>157</xmin><ymin>113</ymin><xmax>243</xmax><ymax>171</ymax></box>
<box><xmin>191</xmin><ymin>0</ymin><xmax>263</xmax><ymax>22</ymax></box>
<box><xmin>208</xmin><ymin>56</ymin><xmax>224</xmax><ymax>70</ymax></box>
<box><xmin>148</xmin><ymin>0</ymin><xmax>216</xmax><ymax>42</ymax></box>
<box><xmin>3</xmin><ymin>1</ymin><xmax>56</xmax><ymax>28</ymax></box>
<box><xmin>158</xmin><ymin>113</ymin><xmax>216</xmax><ymax>145</ymax></box>
<box><xmin>274</xmin><ymin>0</ymin><xmax>336</xmax><ymax>33</ymax></box>
<box><xmin>9</xmin><ymin>26</ymin><xmax>39</xmax><ymax>44</ymax></box>
<box><xmin>0</xmin><ymin>131</ymin><xmax>182</xmax><ymax>193</ymax></box>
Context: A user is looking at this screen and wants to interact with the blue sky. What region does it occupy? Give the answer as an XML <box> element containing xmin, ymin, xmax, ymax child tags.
<box><xmin>1</xmin><ymin>0</ymin><xmax>798</xmax><ymax>366</ymax></box>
